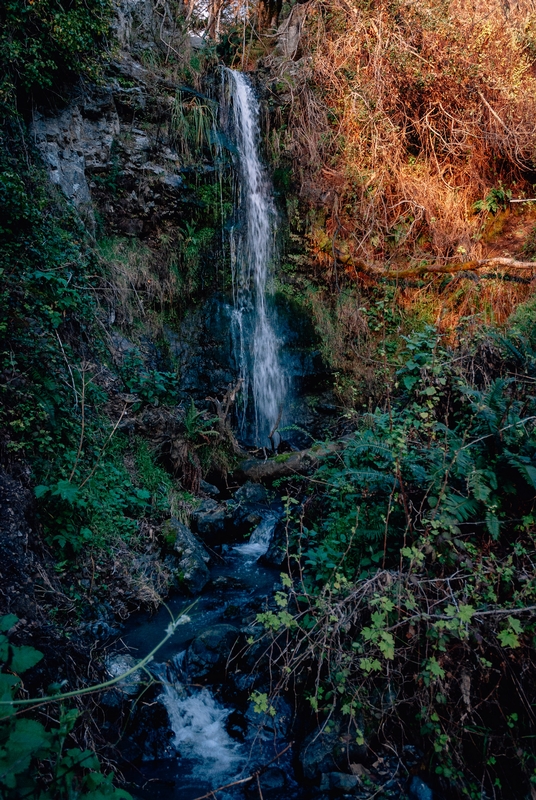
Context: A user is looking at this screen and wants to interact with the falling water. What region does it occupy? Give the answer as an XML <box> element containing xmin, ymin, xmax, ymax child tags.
<box><xmin>223</xmin><ymin>69</ymin><xmax>286</xmax><ymax>446</ymax></box>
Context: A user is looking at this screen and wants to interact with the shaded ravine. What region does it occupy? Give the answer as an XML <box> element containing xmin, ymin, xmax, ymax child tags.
<box><xmin>117</xmin><ymin>498</ymin><xmax>302</xmax><ymax>800</ymax></box>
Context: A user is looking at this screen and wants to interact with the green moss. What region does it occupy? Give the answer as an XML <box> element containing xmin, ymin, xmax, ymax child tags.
<box><xmin>274</xmin><ymin>452</ymin><xmax>293</xmax><ymax>463</ymax></box>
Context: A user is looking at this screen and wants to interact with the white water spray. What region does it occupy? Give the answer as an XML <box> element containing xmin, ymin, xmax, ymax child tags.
<box><xmin>158</xmin><ymin>662</ymin><xmax>245</xmax><ymax>779</ymax></box>
<box><xmin>223</xmin><ymin>69</ymin><xmax>286</xmax><ymax>446</ymax></box>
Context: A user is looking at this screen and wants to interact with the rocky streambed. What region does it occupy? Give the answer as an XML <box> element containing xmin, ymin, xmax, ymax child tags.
<box><xmin>101</xmin><ymin>479</ymin><xmax>435</xmax><ymax>800</ymax></box>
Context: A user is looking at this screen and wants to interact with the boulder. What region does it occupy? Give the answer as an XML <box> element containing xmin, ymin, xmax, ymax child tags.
<box><xmin>319</xmin><ymin>772</ymin><xmax>360</xmax><ymax>793</ymax></box>
<box><xmin>245</xmin><ymin>696</ymin><xmax>292</xmax><ymax>740</ymax></box>
<box><xmin>234</xmin><ymin>481</ymin><xmax>268</xmax><ymax>505</ymax></box>
<box><xmin>192</xmin><ymin>499</ymin><xmax>232</xmax><ymax>542</ymax></box>
<box><xmin>246</xmin><ymin>767</ymin><xmax>287</xmax><ymax>796</ymax></box>
<box><xmin>409</xmin><ymin>776</ymin><xmax>433</xmax><ymax>800</ymax></box>
<box><xmin>259</xmin><ymin>518</ymin><xmax>287</xmax><ymax>567</ymax></box>
<box><xmin>163</xmin><ymin>518</ymin><xmax>210</xmax><ymax>595</ymax></box>
<box><xmin>187</xmin><ymin>624</ymin><xmax>241</xmax><ymax>679</ymax></box>
<box><xmin>105</xmin><ymin>653</ymin><xmax>142</xmax><ymax>697</ymax></box>
<box><xmin>200</xmin><ymin>479</ymin><xmax>220</xmax><ymax>498</ymax></box>
<box><xmin>299</xmin><ymin>720</ymin><xmax>367</xmax><ymax>782</ymax></box>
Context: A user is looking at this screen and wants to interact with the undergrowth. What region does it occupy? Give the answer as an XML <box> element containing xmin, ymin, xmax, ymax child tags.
<box><xmin>255</xmin><ymin>318</ymin><xmax>536</xmax><ymax>798</ymax></box>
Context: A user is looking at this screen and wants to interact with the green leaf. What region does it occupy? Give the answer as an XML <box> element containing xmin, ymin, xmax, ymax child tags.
<box><xmin>10</xmin><ymin>645</ymin><xmax>44</xmax><ymax>674</ymax></box>
<box><xmin>457</xmin><ymin>605</ymin><xmax>475</xmax><ymax>624</ymax></box>
<box><xmin>1</xmin><ymin>718</ymin><xmax>51</xmax><ymax>778</ymax></box>
<box><xmin>0</xmin><ymin>615</ymin><xmax>18</xmax><ymax>633</ymax></box>
<box><xmin>507</xmin><ymin>615</ymin><xmax>523</xmax><ymax>635</ymax></box>
<box><xmin>379</xmin><ymin>631</ymin><xmax>395</xmax><ymax>660</ymax></box>
<box><xmin>51</xmin><ymin>480</ymin><xmax>79</xmax><ymax>503</ymax></box>
<box><xmin>0</xmin><ymin>674</ymin><xmax>20</xmax><ymax>717</ymax></box>
<box><xmin>498</xmin><ymin>629</ymin><xmax>520</xmax><ymax>648</ymax></box>
<box><xmin>485</xmin><ymin>511</ymin><xmax>500</xmax><ymax>540</ymax></box>
<box><xmin>402</xmin><ymin>375</ymin><xmax>418</xmax><ymax>390</ymax></box>
<box><xmin>427</xmin><ymin>657</ymin><xmax>445</xmax><ymax>679</ymax></box>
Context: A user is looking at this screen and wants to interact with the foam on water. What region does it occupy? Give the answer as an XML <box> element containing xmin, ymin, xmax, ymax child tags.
<box><xmin>160</xmin><ymin>683</ymin><xmax>245</xmax><ymax>778</ymax></box>
<box><xmin>233</xmin><ymin>514</ymin><xmax>278</xmax><ymax>559</ymax></box>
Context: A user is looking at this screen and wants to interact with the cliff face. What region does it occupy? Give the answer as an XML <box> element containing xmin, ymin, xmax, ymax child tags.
<box><xmin>30</xmin><ymin>4</ymin><xmax>203</xmax><ymax>237</ymax></box>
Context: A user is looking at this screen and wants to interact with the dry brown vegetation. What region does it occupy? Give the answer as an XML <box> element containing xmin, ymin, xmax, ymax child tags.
<box><xmin>266</xmin><ymin>0</ymin><xmax>536</xmax><ymax>326</ymax></box>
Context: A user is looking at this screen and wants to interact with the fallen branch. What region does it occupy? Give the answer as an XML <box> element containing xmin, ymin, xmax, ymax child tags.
<box><xmin>236</xmin><ymin>441</ymin><xmax>344</xmax><ymax>482</ymax></box>
<box><xmin>346</xmin><ymin>255</ymin><xmax>536</xmax><ymax>280</ymax></box>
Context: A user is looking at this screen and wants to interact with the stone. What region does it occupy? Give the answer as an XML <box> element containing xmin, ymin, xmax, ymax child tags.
<box><xmin>245</xmin><ymin>767</ymin><xmax>286</xmax><ymax>796</ymax></box>
<box><xmin>299</xmin><ymin>720</ymin><xmax>367</xmax><ymax>782</ymax></box>
<box><xmin>187</xmin><ymin>624</ymin><xmax>241</xmax><ymax>679</ymax></box>
<box><xmin>350</xmin><ymin>763</ymin><xmax>370</xmax><ymax>778</ymax></box>
<box><xmin>200</xmin><ymin>479</ymin><xmax>220</xmax><ymax>498</ymax></box>
<box><xmin>163</xmin><ymin>518</ymin><xmax>210</xmax><ymax>595</ymax></box>
<box><xmin>300</xmin><ymin>726</ymin><xmax>342</xmax><ymax>781</ymax></box>
<box><xmin>409</xmin><ymin>776</ymin><xmax>433</xmax><ymax>800</ymax></box>
<box><xmin>245</xmin><ymin>696</ymin><xmax>292</xmax><ymax>740</ymax></box>
<box><xmin>234</xmin><ymin>481</ymin><xmax>268</xmax><ymax>505</ymax></box>
<box><xmin>192</xmin><ymin>500</ymin><xmax>231</xmax><ymax>541</ymax></box>
<box><xmin>105</xmin><ymin>653</ymin><xmax>142</xmax><ymax>697</ymax></box>
<box><xmin>260</xmin><ymin>518</ymin><xmax>287</xmax><ymax>567</ymax></box>
<box><xmin>319</xmin><ymin>772</ymin><xmax>360</xmax><ymax>793</ymax></box>
<box><xmin>31</xmin><ymin>94</ymin><xmax>120</xmax><ymax>228</ymax></box>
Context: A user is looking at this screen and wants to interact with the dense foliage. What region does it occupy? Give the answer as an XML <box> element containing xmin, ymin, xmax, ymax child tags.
<box><xmin>258</xmin><ymin>313</ymin><xmax>536</xmax><ymax>797</ymax></box>
<box><xmin>0</xmin><ymin>0</ymin><xmax>112</xmax><ymax>112</ymax></box>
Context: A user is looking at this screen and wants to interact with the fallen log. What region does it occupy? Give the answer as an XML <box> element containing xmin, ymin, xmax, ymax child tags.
<box><xmin>340</xmin><ymin>254</ymin><xmax>536</xmax><ymax>280</ymax></box>
<box><xmin>235</xmin><ymin>441</ymin><xmax>344</xmax><ymax>483</ymax></box>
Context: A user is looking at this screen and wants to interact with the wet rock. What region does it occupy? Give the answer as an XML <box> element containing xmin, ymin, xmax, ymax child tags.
<box><xmin>125</xmin><ymin>694</ymin><xmax>175</xmax><ymax>762</ymax></box>
<box><xmin>163</xmin><ymin>518</ymin><xmax>210</xmax><ymax>595</ymax></box>
<box><xmin>187</xmin><ymin>624</ymin><xmax>241</xmax><ymax>679</ymax></box>
<box><xmin>234</xmin><ymin>481</ymin><xmax>268</xmax><ymax>505</ymax></box>
<box><xmin>260</xmin><ymin>518</ymin><xmax>287</xmax><ymax>567</ymax></box>
<box><xmin>165</xmin><ymin>297</ymin><xmax>237</xmax><ymax>407</ymax></box>
<box><xmin>245</xmin><ymin>695</ymin><xmax>292</xmax><ymax>741</ymax></box>
<box><xmin>83</xmin><ymin>619</ymin><xmax>119</xmax><ymax>640</ymax></box>
<box><xmin>105</xmin><ymin>653</ymin><xmax>142</xmax><ymax>696</ymax></box>
<box><xmin>319</xmin><ymin>772</ymin><xmax>359</xmax><ymax>793</ymax></box>
<box><xmin>211</xmin><ymin>575</ymin><xmax>246</xmax><ymax>590</ymax></box>
<box><xmin>409</xmin><ymin>776</ymin><xmax>433</xmax><ymax>800</ymax></box>
<box><xmin>245</xmin><ymin>767</ymin><xmax>287</xmax><ymax>796</ymax></box>
<box><xmin>192</xmin><ymin>499</ymin><xmax>232</xmax><ymax>542</ymax></box>
<box><xmin>300</xmin><ymin>721</ymin><xmax>367</xmax><ymax>781</ymax></box>
<box><xmin>200</xmin><ymin>479</ymin><xmax>220</xmax><ymax>498</ymax></box>
<box><xmin>300</xmin><ymin>726</ymin><xmax>341</xmax><ymax>781</ymax></box>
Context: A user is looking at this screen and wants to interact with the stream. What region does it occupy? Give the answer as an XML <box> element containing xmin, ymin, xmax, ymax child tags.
<box><xmin>111</xmin><ymin>69</ymin><xmax>302</xmax><ymax>800</ymax></box>
<box><xmin>117</xmin><ymin>496</ymin><xmax>304</xmax><ymax>800</ymax></box>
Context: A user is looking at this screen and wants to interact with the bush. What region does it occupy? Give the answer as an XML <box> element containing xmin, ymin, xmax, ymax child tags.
<box><xmin>0</xmin><ymin>0</ymin><xmax>111</xmax><ymax>111</ymax></box>
<box><xmin>258</xmin><ymin>322</ymin><xmax>536</xmax><ymax>797</ymax></box>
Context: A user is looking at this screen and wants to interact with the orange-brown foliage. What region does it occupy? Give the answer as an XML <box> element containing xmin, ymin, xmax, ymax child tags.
<box><xmin>271</xmin><ymin>0</ymin><xmax>536</xmax><ymax>266</ymax></box>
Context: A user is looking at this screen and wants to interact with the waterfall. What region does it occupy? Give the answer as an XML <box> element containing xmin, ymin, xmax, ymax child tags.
<box><xmin>223</xmin><ymin>69</ymin><xmax>286</xmax><ymax>447</ymax></box>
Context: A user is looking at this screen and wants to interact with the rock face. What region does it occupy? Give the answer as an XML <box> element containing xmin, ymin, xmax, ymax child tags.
<box><xmin>32</xmin><ymin>92</ymin><xmax>120</xmax><ymax>227</ymax></box>
<box><xmin>163</xmin><ymin>518</ymin><xmax>211</xmax><ymax>594</ymax></box>
<box><xmin>187</xmin><ymin>624</ymin><xmax>241</xmax><ymax>679</ymax></box>
<box><xmin>163</xmin><ymin>296</ymin><xmax>241</xmax><ymax>408</ymax></box>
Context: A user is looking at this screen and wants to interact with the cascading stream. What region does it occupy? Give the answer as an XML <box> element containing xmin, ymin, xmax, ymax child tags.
<box><xmin>223</xmin><ymin>69</ymin><xmax>286</xmax><ymax>447</ymax></box>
